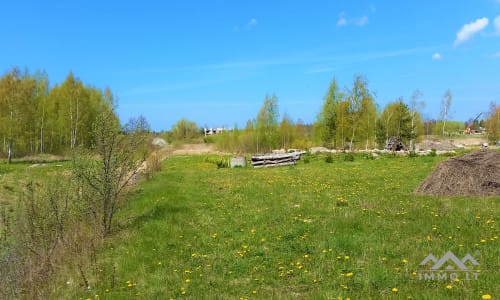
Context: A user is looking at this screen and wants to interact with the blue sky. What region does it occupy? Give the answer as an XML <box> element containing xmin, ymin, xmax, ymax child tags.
<box><xmin>1</xmin><ymin>1</ymin><xmax>499</xmax><ymax>131</ymax></box>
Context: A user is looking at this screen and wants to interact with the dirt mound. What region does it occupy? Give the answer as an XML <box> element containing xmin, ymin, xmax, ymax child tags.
<box><xmin>415</xmin><ymin>150</ymin><xmax>500</xmax><ymax>196</ymax></box>
<box><xmin>416</xmin><ymin>139</ymin><xmax>458</xmax><ymax>151</ymax></box>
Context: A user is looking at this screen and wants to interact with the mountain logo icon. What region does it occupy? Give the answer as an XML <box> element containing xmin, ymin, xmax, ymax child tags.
<box><xmin>419</xmin><ymin>251</ymin><xmax>479</xmax><ymax>270</ymax></box>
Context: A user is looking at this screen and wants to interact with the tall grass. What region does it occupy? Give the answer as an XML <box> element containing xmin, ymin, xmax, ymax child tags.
<box><xmin>24</xmin><ymin>154</ymin><xmax>500</xmax><ymax>298</ymax></box>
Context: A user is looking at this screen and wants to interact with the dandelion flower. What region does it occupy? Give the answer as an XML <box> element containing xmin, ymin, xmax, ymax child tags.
<box><xmin>345</xmin><ymin>272</ymin><xmax>353</xmax><ymax>277</ymax></box>
<box><xmin>391</xmin><ymin>287</ymin><xmax>398</xmax><ymax>293</ymax></box>
<box><xmin>482</xmin><ymin>295</ymin><xmax>492</xmax><ymax>300</ymax></box>
<box><xmin>446</xmin><ymin>284</ymin><xmax>452</xmax><ymax>289</ymax></box>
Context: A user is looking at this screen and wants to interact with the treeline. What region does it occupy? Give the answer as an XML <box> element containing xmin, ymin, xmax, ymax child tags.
<box><xmin>0</xmin><ymin>67</ymin><xmax>117</xmax><ymax>160</ymax></box>
<box><xmin>186</xmin><ymin>74</ymin><xmax>500</xmax><ymax>153</ymax></box>
<box><xmin>202</xmin><ymin>75</ymin><xmax>425</xmax><ymax>153</ymax></box>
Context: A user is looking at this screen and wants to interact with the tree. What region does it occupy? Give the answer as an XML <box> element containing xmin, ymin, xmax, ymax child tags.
<box><xmin>345</xmin><ymin>75</ymin><xmax>376</xmax><ymax>150</ymax></box>
<box><xmin>256</xmin><ymin>94</ymin><xmax>279</xmax><ymax>152</ymax></box>
<box><xmin>409</xmin><ymin>89</ymin><xmax>424</xmax><ymax>150</ymax></box>
<box><xmin>315</xmin><ymin>79</ymin><xmax>344</xmax><ymax>148</ymax></box>
<box><xmin>278</xmin><ymin>113</ymin><xmax>296</xmax><ymax>150</ymax></box>
<box><xmin>0</xmin><ymin>68</ymin><xmax>37</xmax><ymax>162</ymax></box>
<box><xmin>440</xmin><ymin>89</ymin><xmax>452</xmax><ymax>136</ymax></box>
<box><xmin>171</xmin><ymin>119</ymin><xmax>200</xmax><ymax>142</ymax></box>
<box><xmin>72</xmin><ymin>102</ymin><xmax>146</xmax><ymax>236</ymax></box>
<box><xmin>485</xmin><ymin>102</ymin><xmax>500</xmax><ymax>143</ymax></box>
<box><xmin>375</xmin><ymin>118</ymin><xmax>387</xmax><ymax>149</ymax></box>
<box><xmin>380</xmin><ymin>99</ymin><xmax>417</xmax><ymax>145</ymax></box>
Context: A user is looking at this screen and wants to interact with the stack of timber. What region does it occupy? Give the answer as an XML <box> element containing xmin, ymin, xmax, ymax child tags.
<box><xmin>251</xmin><ymin>151</ymin><xmax>306</xmax><ymax>168</ymax></box>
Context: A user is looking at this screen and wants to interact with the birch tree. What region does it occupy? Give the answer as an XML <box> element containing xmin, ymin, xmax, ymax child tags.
<box><xmin>440</xmin><ymin>89</ymin><xmax>452</xmax><ymax>137</ymax></box>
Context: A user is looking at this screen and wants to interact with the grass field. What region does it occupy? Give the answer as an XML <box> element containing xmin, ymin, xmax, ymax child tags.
<box><xmin>3</xmin><ymin>153</ymin><xmax>499</xmax><ymax>299</ymax></box>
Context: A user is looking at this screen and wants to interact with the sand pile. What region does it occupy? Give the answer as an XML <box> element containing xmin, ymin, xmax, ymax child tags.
<box><xmin>415</xmin><ymin>150</ymin><xmax>500</xmax><ymax>196</ymax></box>
<box><xmin>416</xmin><ymin>139</ymin><xmax>458</xmax><ymax>151</ymax></box>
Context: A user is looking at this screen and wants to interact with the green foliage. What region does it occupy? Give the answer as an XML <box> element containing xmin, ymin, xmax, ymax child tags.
<box><xmin>485</xmin><ymin>103</ymin><xmax>500</xmax><ymax>143</ymax></box>
<box><xmin>170</xmin><ymin>119</ymin><xmax>201</xmax><ymax>142</ymax></box>
<box><xmin>72</xmin><ymin>108</ymin><xmax>146</xmax><ymax>236</ymax></box>
<box><xmin>431</xmin><ymin>121</ymin><xmax>463</xmax><ymax>136</ymax></box>
<box><xmin>205</xmin><ymin>156</ymin><xmax>229</xmax><ymax>168</ymax></box>
<box><xmin>343</xmin><ymin>152</ymin><xmax>355</xmax><ymax>161</ymax></box>
<box><xmin>314</xmin><ymin>75</ymin><xmax>377</xmax><ymax>150</ymax></box>
<box><xmin>324</xmin><ymin>153</ymin><xmax>334</xmax><ymax>163</ymax></box>
<box><xmin>256</xmin><ymin>94</ymin><xmax>280</xmax><ymax>152</ymax></box>
<box><xmin>0</xmin><ymin>68</ymin><xmax>118</xmax><ymax>158</ymax></box>
<box><xmin>375</xmin><ymin>118</ymin><xmax>387</xmax><ymax>149</ymax></box>
<box><xmin>61</xmin><ymin>155</ymin><xmax>498</xmax><ymax>299</ymax></box>
<box><xmin>315</xmin><ymin>79</ymin><xmax>343</xmax><ymax>148</ymax></box>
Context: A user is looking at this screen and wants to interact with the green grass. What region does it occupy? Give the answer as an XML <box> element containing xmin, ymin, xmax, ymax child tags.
<box><xmin>58</xmin><ymin>154</ymin><xmax>497</xmax><ymax>299</ymax></box>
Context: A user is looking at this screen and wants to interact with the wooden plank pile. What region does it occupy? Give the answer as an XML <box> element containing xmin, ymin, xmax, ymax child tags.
<box><xmin>251</xmin><ymin>151</ymin><xmax>306</xmax><ymax>168</ymax></box>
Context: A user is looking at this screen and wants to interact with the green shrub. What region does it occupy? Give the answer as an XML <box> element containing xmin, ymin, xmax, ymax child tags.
<box><xmin>344</xmin><ymin>152</ymin><xmax>355</xmax><ymax>162</ymax></box>
<box><xmin>408</xmin><ymin>151</ymin><xmax>418</xmax><ymax>158</ymax></box>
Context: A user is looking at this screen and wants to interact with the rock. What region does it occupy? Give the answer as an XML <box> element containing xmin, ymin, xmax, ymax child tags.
<box><xmin>230</xmin><ymin>156</ymin><xmax>247</xmax><ymax>168</ymax></box>
<box><xmin>152</xmin><ymin>138</ymin><xmax>167</xmax><ymax>148</ymax></box>
<box><xmin>310</xmin><ymin>147</ymin><xmax>330</xmax><ymax>154</ymax></box>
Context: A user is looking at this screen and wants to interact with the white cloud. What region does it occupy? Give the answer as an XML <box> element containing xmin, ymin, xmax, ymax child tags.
<box><xmin>247</xmin><ymin>18</ymin><xmax>257</xmax><ymax>27</ymax></box>
<box><xmin>354</xmin><ymin>16</ymin><xmax>369</xmax><ymax>26</ymax></box>
<box><xmin>494</xmin><ymin>16</ymin><xmax>500</xmax><ymax>34</ymax></box>
<box><xmin>337</xmin><ymin>12</ymin><xmax>347</xmax><ymax>27</ymax></box>
<box><xmin>432</xmin><ymin>53</ymin><xmax>442</xmax><ymax>60</ymax></box>
<box><xmin>337</xmin><ymin>13</ymin><xmax>368</xmax><ymax>27</ymax></box>
<box><xmin>454</xmin><ymin>17</ymin><xmax>489</xmax><ymax>46</ymax></box>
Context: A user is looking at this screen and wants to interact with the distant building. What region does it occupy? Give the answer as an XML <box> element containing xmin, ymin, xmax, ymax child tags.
<box><xmin>203</xmin><ymin>127</ymin><xmax>233</xmax><ymax>136</ymax></box>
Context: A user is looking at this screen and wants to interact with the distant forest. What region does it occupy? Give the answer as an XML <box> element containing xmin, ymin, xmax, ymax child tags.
<box><xmin>0</xmin><ymin>68</ymin><xmax>118</xmax><ymax>159</ymax></box>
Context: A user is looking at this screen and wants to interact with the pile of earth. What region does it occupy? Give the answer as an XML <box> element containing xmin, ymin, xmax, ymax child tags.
<box><xmin>415</xmin><ymin>150</ymin><xmax>500</xmax><ymax>196</ymax></box>
<box><xmin>415</xmin><ymin>139</ymin><xmax>458</xmax><ymax>151</ymax></box>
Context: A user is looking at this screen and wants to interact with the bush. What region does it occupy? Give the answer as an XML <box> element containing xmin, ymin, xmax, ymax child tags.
<box><xmin>344</xmin><ymin>152</ymin><xmax>355</xmax><ymax>162</ymax></box>
<box><xmin>429</xmin><ymin>148</ymin><xmax>437</xmax><ymax>157</ymax></box>
<box><xmin>324</xmin><ymin>153</ymin><xmax>334</xmax><ymax>163</ymax></box>
<box><xmin>145</xmin><ymin>153</ymin><xmax>162</xmax><ymax>179</ymax></box>
<box><xmin>205</xmin><ymin>156</ymin><xmax>229</xmax><ymax>168</ymax></box>
<box><xmin>408</xmin><ymin>151</ymin><xmax>418</xmax><ymax>158</ymax></box>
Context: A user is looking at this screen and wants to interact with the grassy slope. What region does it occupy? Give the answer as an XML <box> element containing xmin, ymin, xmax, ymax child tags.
<box><xmin>65</xmin><ymin>154</ymin><xmax>498</xmax><ymax>300</ymax></box>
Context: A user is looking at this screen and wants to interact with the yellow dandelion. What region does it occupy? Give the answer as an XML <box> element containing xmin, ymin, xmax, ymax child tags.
<box><xmin>446</xmin><ymin>284</ymin><xmax>452</xmax><ymax>289</ymax></box>
<box><xmin>185</xmin><ymin>279</ymin><xmax>191</xmax><ymax>283</ymax></box>
<box><xmin>345</xmin><ymin>272</ymin><xmax>353</xmax><ymax>277</ymax></box>
<box><xmin>401</xmin><ymin>259</ymin><xmax>408</xmax><ymax>264</ymax></box>
<box><xmin>482</xmin><ymin>295</ymin><xmax>492</xmax><ymax>300</ymax></box>
<box><xmin>391</xmin><ymin>287</ymin><xmax>398</xmax><ymax>293</ymax></box>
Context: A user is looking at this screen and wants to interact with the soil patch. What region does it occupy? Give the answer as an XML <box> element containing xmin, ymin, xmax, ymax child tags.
<box><xmin>415</xmin><ymin>150</ymin><xmax>500</xmax><ymax>196</ymax></box>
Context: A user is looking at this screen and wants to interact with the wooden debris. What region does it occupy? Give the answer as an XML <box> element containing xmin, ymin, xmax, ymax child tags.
<box><xmin>251</xmin><ymin>151</ymin><xmax>306</xmax><ymax>168</ymax></box>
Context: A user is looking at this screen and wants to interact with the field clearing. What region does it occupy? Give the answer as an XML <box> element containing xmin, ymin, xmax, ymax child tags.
<box><xmin>64</xmin><ymin>153</ymin><xmax>499</xmax><ymax>299</ymax></box>
<box><xmin>7</xmin><ymin>153</ymin><xmax>498</xmax><ymax>299</ymax></box>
